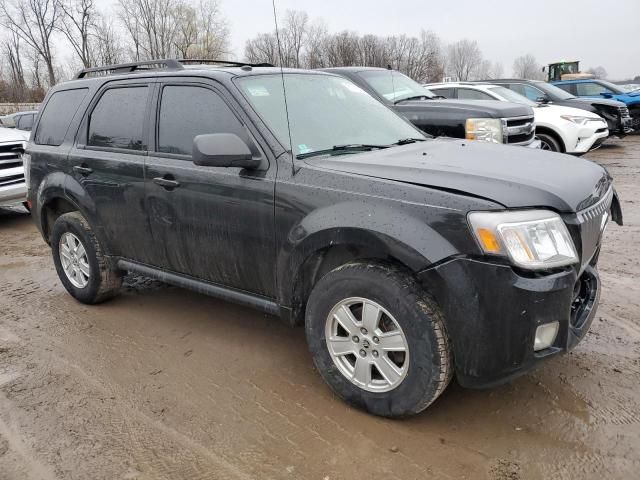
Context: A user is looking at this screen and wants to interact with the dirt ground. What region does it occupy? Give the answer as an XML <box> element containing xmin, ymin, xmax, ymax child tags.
<box><xmin>1</xmin><ymin>137</ymin><xmax>639</xmax><ymax>480</ymax></box>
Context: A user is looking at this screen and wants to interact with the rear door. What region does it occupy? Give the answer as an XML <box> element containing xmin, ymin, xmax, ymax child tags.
<box><xmin>67</xmin><ymin>79</ymin><xmax>155</xmax><ymax>263</ymax></box>
<box><xmin>143</xmin><ymin>78</ymin><xmax>277</xmax><ymax>297</ymax></box>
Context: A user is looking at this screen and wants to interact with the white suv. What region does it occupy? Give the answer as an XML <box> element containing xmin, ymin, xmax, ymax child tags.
<box><xmin>0</xmin><ymin>127</ymin><xmax>29</xmax><ymax>208</ymax></box>
<box><xmin>425</xmin><ymin>83</ymin><xmax>609</xmax><ymax>153</ymax></box>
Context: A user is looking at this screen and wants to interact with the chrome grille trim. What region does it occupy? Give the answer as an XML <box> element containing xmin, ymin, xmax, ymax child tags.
<box><xmin>577</xmin><ymin>187</ymin><xmax>613</xmax><ymax>270</ymax></box>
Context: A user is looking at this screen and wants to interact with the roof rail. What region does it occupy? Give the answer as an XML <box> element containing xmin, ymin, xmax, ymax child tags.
<box><xmin>75</xmin><ymin>58</ymin><xmax>275</xmax><ymax>79</ymax></box>
<box><xmin>177</xmin><ymin>59</ymin><xmax>275</xmax><ymax>68</ymax></box>
<box><xmin>76</xmin><ymin>59</ymin><xmax>183</xmax><ymax>79</ymax></box>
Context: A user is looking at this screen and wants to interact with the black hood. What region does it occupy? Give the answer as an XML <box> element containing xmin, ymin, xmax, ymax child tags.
<box><xmin>305</xmin><ymin>138</ymin><xmax>611</xmax><ymax>213</ymax></box>
<box><xmin>396</xmin><ymin>99</ymin><xmax>532</xmax><ymax>119</ymax></box>
<box><xmin>566</xmin><ymin>97</ymin><xmax>627</xmax><ymax>109</ymax></box>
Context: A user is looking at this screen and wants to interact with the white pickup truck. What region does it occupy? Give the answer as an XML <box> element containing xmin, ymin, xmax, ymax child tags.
<box><xmin>0</xmin><ymin>127</ymin><xmax>30</xmax><ymax>208</ymax></box>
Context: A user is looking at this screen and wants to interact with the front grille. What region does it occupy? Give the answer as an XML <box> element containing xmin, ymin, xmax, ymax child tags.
<box><xmin>577</xmin><ymin>187</ymin><xmax>613</xmax><ymax>270</ymax></box>
<box><xmin>0</xmin><ymin>142</ymin><xmax>25</xmax><ymax>186</ymax></box>
<box><xmin>503</xmin><ymin>115</ymin><xmax>535</xmax><ymax>145</ymax></box>
<box><xmin>618</xmin><ymin>106</ymin><xmax>630</xmax><ymax>118</ymax></box>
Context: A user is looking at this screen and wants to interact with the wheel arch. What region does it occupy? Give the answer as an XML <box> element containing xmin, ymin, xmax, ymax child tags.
<box><xmin>535</xmin><ymin>125</ymin><xmax>566</xmax><ymax>152</ymax></box>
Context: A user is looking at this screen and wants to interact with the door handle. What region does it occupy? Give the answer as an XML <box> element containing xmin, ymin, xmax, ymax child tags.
<box><xmin>73</xmin><ymin>165</ymin><xmax>93</xmax><ymax>176</ymax></box>
<box><xmin>153</xmin><ymin>176</ymin><xmax>180</xmax><ymax>189</ymax></box>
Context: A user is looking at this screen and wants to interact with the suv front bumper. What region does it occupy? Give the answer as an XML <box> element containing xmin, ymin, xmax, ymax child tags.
<box><xmin>0</xmin><ymin>181</ymin><xmax>27</xmax><ymax>206</ymax></box>
<box><xmin>418</xmin><ymin>258</ymin><xmax>599</xmax><ymax>388</ymax></box>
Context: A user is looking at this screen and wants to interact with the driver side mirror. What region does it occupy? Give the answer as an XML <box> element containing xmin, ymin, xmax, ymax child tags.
<box><xmin>599</xmin><ymin>92</ymin><xmax>613</xmax><ymax>98</ymax></box>
<box><xmin>536</xmin><ymin>95</ymin><xmax>550</xmax><ymax>104</ymax></box>
<box><xmin>192</xmin><ymin>133</ymin><xmax>261</xmax><ymax>169</ymax></box>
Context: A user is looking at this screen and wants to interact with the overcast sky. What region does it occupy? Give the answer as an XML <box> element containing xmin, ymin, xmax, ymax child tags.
<box><xmin>216</xmin><ymin>0</ymin><xmax>640</xmax><ymax>80</ymax></box>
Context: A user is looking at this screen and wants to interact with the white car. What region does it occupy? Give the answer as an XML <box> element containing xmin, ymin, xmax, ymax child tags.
<box><xmin>0</xmin><ymin>126</ymin><xmax>30</xmax><ymax>208</ymax></box>
<box><xmin>426</xmin><ymin>83</ymin><xmax>609</xmax><ymax>153</ymax></box>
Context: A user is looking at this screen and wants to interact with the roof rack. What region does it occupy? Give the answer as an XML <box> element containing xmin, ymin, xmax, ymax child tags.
<box><xmin>177</xmin><ymin>59</ymin><xmax>275</xmax><ymax>68</ymax></box>
<box><xmin>75</xmin><ymin>58</ymin><xmax>275</xmax><ymax>79</ymax></box>
<box><xmin>76</xmin><ymin>59</ymin><xmax>183</xmax><ymax>79</ymax></box>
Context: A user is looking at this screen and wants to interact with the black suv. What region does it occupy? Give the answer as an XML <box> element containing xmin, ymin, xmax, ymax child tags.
<box><xmin>27</xmin><ymin>59</ymin><xmax>622</xmax><ymax>417</ymax></box>
<box><xmin>323</xmin><ymin>67</ymin><xmax>539</xmax><ymax>148</ymax></box>
<box><xmin>482</xmin><ymin>79</ymin><xmax>634</xmax><ymax>136</ymax></box>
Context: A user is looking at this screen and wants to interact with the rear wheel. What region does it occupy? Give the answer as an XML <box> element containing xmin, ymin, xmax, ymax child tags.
<box><xmin>536</xmin><ymin>132</ymin><xmax>562</xmax><ymax>152</ymax></box>
<box><xmin>51</xmin><ymin>212</ymin><xmax>122</xmax><ymax>304</ymax></box>
<box><xmin>305</xmin><ymin>262</ymin><xmax>453</xmax><ymax>417</ymax></box>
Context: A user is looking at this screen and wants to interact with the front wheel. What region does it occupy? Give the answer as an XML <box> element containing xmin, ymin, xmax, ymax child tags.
<box><xmin>536</xmin><ymin>133</ymin><xmax>562</xmax><ymax>152</ymax></box>
<box><xmin>305</xmin><ymin>262</ymin><xmax>453</xmax><ymax>417</ymax></box>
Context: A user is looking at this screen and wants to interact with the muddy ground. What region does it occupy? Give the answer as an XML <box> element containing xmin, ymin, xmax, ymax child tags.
<box><xmin>1</xmin><ymin>137</ymin><xmax>639</xmax><ymax>480</ymax></box>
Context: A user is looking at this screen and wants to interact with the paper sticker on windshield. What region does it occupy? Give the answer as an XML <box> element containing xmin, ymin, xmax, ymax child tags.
<box><xmin>341</xmin><ymin>81</ymin><xmax>366</xmax><ymax>94</ymax></box>
<box><xmin>298</xmin><ymin>144</ymin><xmax>312</xmax><ymax>154</ymax></box>
<box><xmin>247</xmin><ymin>86</ymin><xmax>270</xmax><ymax>97</ymax></box>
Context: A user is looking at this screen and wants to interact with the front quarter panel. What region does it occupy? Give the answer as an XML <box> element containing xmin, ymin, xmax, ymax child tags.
<box><xmin>275</xmin><ymin>155</ymin><xmax>501</xmax><ymax>306</ymax></box>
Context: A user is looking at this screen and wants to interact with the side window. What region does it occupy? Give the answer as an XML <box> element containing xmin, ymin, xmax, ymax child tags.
<box><xmin>157</xmin><ymin>85</ymin><xmax>246</xmax><ymax>156</ymax></box>
<box><xmin>507</xmin><ymin>83</ymin><xmax>527</xmax><ymax>97</ymax></box>
<box><xmin>35</xmin><ymin>89</ymin><xmax>89</xmax><ymax>146</ymax></box>
<box><xmin>432</xmin><ymin>87</ymin><xmax>453</xmax><ymax>98</ymax></box>
<box><xmin>576</xmin><ymin>82</ymin><xmax>612</xmax><ymax>96</ymax></box>
<box><xmin>88</xmin><ymin>86</ymin><xmax>148</xmax><ymax>151</ymax></box>
<box><xmin>457</xmin><ymin>88</ymin><xmax>494</xmax><ymax>100</ymax></box>
<box><xmin>513</xmin><ymin>84</ymin><xmax>544</xmax><ymax>101</ymax></box>
<box><xmin>554</xmin><ymin>83</ymin><xmax>574</xmax><ymax>95</ymax></box>
<box><xmin>18</xmin><ymin>114</ymin><xmax>35</xmax><ymax>131</ymax></box>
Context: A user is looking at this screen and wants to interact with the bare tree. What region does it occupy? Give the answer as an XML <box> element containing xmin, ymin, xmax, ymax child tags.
<box><xmin>56</xmin><ymin>0</ymin><xmax>96</xmax><ymax>68</ymax></box>
<box><xmin>4</xmin><ymin>27</ymin><xmax>26</xmax><ymax>95</ymax></box>
<box><xmin>447</xmin><ymin>39</ymin><xmax>482</xmax><ymax>81</ymax></box>
<box><xmin>303</xmin><ymin>20</ymin><xmax>328</xmax><ymax>69</ymax></box>
<box><xmin>192</xmin><ymin>0</ymin><xmax>229</xmax><ymax>59</ymax></box>
<box><xmin>93</xmin><ymin>17</ymin><xmax>123</xmax><ymax>65</ymax></box>
<box><xmin>281</xmin><ymin>10</ymin><xmax>308</xmax><ymax>67</ymax></box>
<box><xmin>512</xmin><ymin>54</ymin><xmax>544</xmax><ymax>80</ymax></box>
<box><xmin>173</xmin><ymin>2</ymin><xmax>197</xmax><ymax>58</ymax></box>
<box><xmin>587</xmin><ymin>66</ymin><xmax>607</xmax><ymax>79</ymax></box>
<box><xmin>1</xmin><ymin>0</ymin><xmax>60</xmax><ymax>85</ymax></box>
<box><xmin>245</xmin><ymin>33</ymin><xmax>280</xmax><ymax>66</ymax></box>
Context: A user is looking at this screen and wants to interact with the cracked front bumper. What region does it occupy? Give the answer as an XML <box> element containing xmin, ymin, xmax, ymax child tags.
<box><xmin>418</xmin><ymin>258</ymin><xmax>599</xmax><ymax>388</ymax></box>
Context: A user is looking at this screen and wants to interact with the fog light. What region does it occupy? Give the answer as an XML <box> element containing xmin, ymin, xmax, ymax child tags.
<box><xmin>534</xmin><ymin>322</ymin><xmax>559</xmax><ymax>351</ymax></box>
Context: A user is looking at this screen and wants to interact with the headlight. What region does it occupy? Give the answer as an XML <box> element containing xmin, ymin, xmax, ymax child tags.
<box><xmin>468</xmin><ymin>210</ymin><xmax>578</xmax><ymax>270</ymax></box>
<box><xmin>560</xmin><ymin>115</ymin><xmax>593</xmax><ymax>125</ymax></box>
<box><xmin>465</xmin><ymin>118</ymin><xmax>503</xmax><ymax>143</ymax></box>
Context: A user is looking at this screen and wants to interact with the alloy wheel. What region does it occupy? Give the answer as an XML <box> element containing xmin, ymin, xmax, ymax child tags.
<box><xmin>325</xmin><ymin>297</ymin><xmax>410</xmax><ymax>392</ymax></box>
<box><xmin>59</xmin><ymin>232</ymin><xmax>90</xmax><ymax>288</ymax></box>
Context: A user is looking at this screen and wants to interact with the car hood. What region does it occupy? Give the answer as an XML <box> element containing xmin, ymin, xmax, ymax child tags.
<box><xmin>304</xmin><ymin>138</ymin><xmax>610</xmax><ymax>212</ymax></box>
<box><xmin>566</xmin><ymin>97</ymin><xmax>627</xmax><ymax>109</ymax></box>
<box><xmin>534</xmin><ymin>104</ymin><xmax>603</xmax><ymax>119</ymax></box>
<box><xmin>0</xmin><ymin>127</ymin><xmax>29</xmax><ymax>143</ymax></box>
<box><xmin>397</xmin><ymin>99</ymin><xmax>532</xmax><ymax>118</ymax></box>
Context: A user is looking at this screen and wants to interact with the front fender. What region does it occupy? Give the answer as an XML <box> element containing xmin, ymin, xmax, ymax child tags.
<box><xmin>277</xmin><ymin>201</ymin><xmax>464</xmax><ymax>305</ymax></box>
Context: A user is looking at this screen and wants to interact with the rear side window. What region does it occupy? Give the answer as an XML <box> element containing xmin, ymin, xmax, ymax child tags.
<box><xmin>88</xmin><ymin>87</ymin><xmax>148</xmax><ymax>151</ymax></box>
<box><xmin>457</xmin><ymin>88</ymin><xmax>494</xmax><ymax>100</ymax></box>
<box><xmin>432</xmin><ymin>87</ymin><xmax>453</xmax><ymax>98</ymax></box>
<box><xmin>157</xmin><ymin>85</ymin><xmax>245</xmax><ymax>156</ymax></box>
<box><xmin>34</xmin><ymin>88</ymin><xmax>88</xmax><ymax>146</ymax></box>
<box><xmin>576</xmin><ymin>82</ymin><xmax>612</xmax><ymax>96</ymax></box>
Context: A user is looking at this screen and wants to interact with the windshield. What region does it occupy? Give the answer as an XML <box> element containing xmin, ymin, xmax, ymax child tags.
<box><xmin>358</xmin><ymin>70</ymin><xmax>435</xmax><ymax>103</ymax></box>
<box><xmin>534</xmin><ymin>82</ymin><xmax>575</xmax><ymax>100</ymax></box>
<box><xmin>236</xmin><ymin>73</ymin><xmax>424</xmax><ymax>157</ymax></box>
<box><xmin>595</xmin><ymin>80</ymin><xmax>625</xmax><ymax>95</ymax></box>
<box><xmin>487</xmin><ymin>86</ymin><xmax>537</xmax><ymax>106</ymax></box>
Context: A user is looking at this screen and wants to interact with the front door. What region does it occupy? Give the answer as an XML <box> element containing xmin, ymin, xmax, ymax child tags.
<box><xmin>143</xmin><ymin>80</ymin><xmax>277</xmax><ymax>297</ymax></box>
<box><xmin>67</xmin><ymin>81</ymin><xmax>155</xmax><ymax>263</ymax></box>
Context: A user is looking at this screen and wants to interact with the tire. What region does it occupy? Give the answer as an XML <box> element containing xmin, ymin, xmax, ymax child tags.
<box><xmin>50</xmin><ymin>211</ymin><xmax>122</xmax><ymax>304</ymax></box>
<box><xmin>536</xmin><ymin>132</ymin><xmax>562</xmax><ymax>152</ymax></box>
<box><xmin>305</xmin><ymin>262</ymin><xmax>453</xmax><ymax>417</ymax></box>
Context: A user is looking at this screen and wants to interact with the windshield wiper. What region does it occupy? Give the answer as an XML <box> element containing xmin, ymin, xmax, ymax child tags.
<box><xmin>394</xmin><ymin>95</ymin><xmax>431</xmax><ymax>104</ymax></box>
<box><xmin>296</xmin><ymin>143</ymin><xmax>390</xmax><ymax>159</ymax></box>
<box><xmin>393</xmin><ymin>138</ymin><xmax>426</xmax><ymax>145</ymax></box>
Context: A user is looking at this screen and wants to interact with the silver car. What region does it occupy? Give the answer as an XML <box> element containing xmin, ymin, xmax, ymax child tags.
<box><xmin>0</xmin><ymin>127</ymin><xmax>30</xmax><ymax>208</ymax></box>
